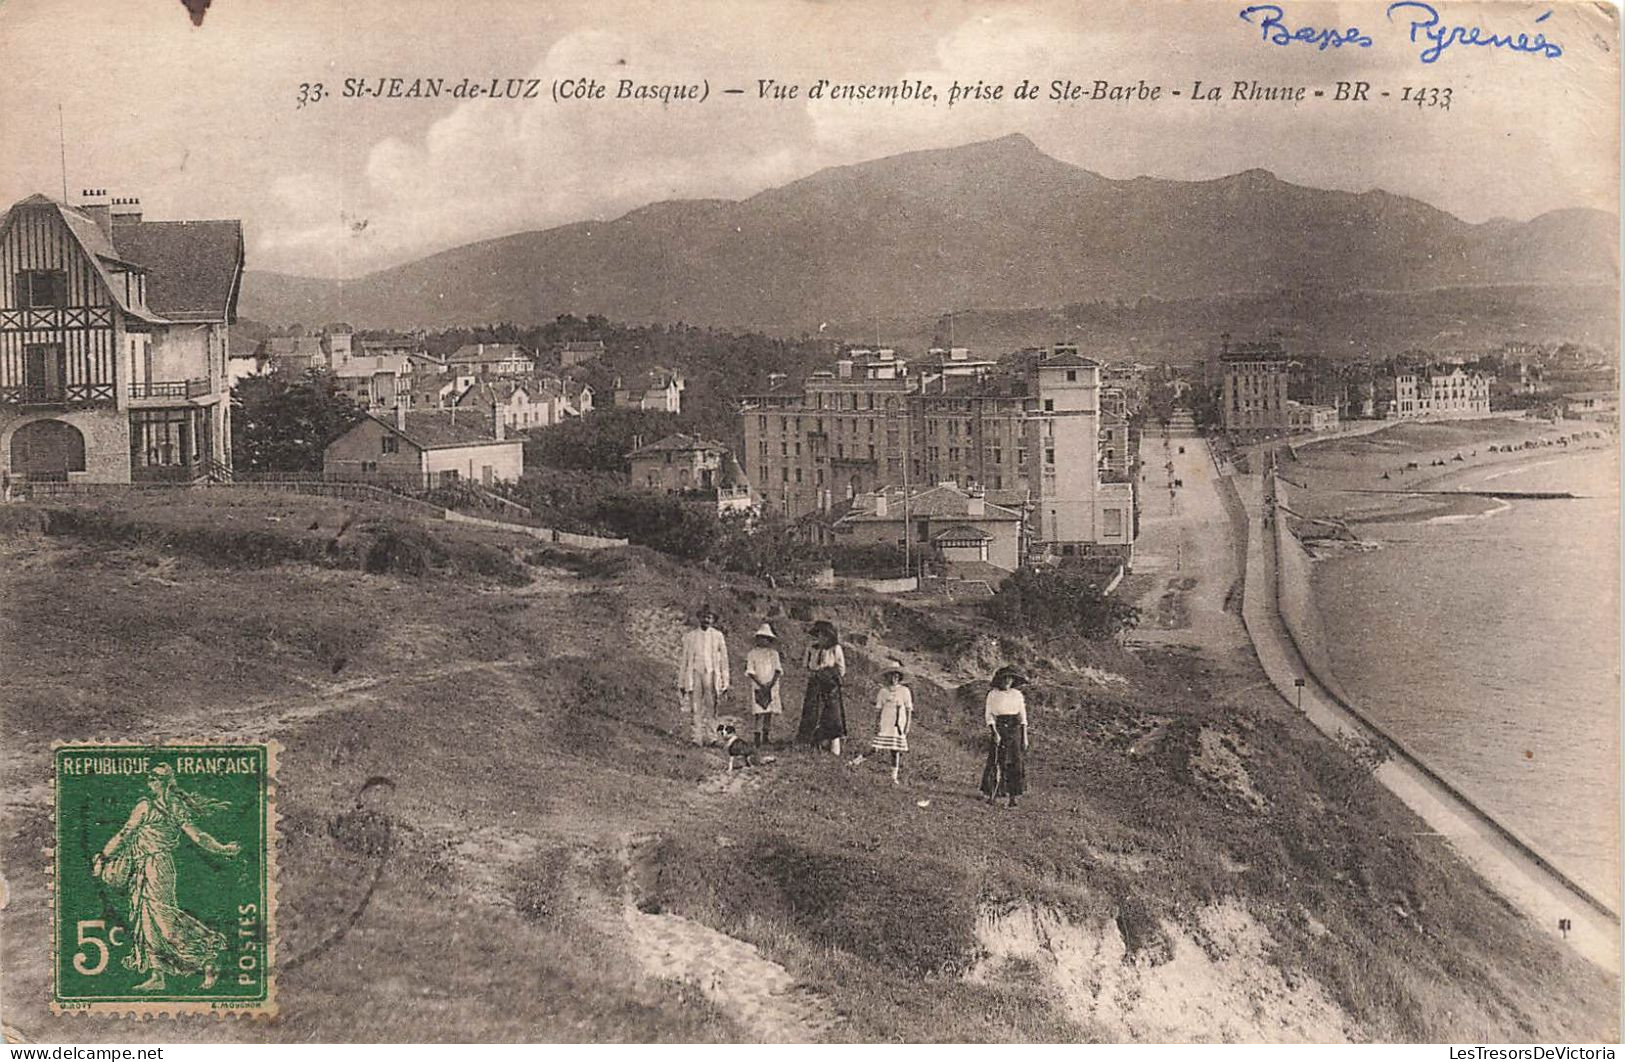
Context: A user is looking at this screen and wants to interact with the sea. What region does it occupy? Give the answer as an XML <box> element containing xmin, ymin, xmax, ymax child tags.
<box><xmin>1310</xmin><ymin>444</ymin><xmax>1621</xmax><ymax>907</ymax></box>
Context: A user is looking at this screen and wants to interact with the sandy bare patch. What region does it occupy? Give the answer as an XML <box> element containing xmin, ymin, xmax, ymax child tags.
<box><xmin>968</xmin><ymin>900</ymin><xmax>1351</xmax><ymax>1042</ymax></box>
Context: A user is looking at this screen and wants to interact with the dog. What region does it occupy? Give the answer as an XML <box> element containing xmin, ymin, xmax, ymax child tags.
<box><xmin>716</xmin><ymin>723</ymin><xmax>759</xmax><ymax>772</ymax></box>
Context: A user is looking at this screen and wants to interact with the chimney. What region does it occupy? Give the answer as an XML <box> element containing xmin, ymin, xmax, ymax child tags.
<box><xmin>110</xmin><ymin>196</ymin><xmax>143</xmax><ymax>225</ymax></box>
<box><xmin>394</xmin><ymin>402</ymin><xmax>407</xmax><ymax>432</ymax></box>
<box><xmin>492</xmin><ymin>402</ymin><xmax>505</xmax><ymax>441</ymax></box>
<box><xmin>79</xmin><ymin>189</ymin><xmax>112</xmax><ymax>236</ymax></box>
<box><xmin>836</xmin><ymin>359</ymin><xmax>854</xmax><ymax>379</ymax></box>
<box><xmin>967</xmin><ymin>493</ymin><xmax>985</xmax><ymax>517</ymax></box>
<box><xmin>874</xmin><ymin>492</ymin><xmax>889</xmax><ymax>518</ymax></box>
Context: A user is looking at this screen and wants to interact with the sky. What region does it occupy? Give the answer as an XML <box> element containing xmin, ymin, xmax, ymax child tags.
<box><xmin>0</xmin><ymin>0</ymin><xmax>1617</xmax><ymax>278</ymax></box>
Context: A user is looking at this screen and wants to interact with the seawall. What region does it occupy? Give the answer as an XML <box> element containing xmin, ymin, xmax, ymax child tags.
<box><xmin>1223</xmin><ymin>445</ymin><xmax>1619</xmax><ymax>972</ymax></box>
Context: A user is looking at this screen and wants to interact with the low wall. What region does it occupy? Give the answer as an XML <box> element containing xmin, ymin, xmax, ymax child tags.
<box><xmin>443</xmin><ymin>508</ymin><xmax>627</xmax><ymax>549</ymax></box>
<box><xmin>836</xmin><ymin>574</ymin><xmax>918</xmax><ymax>594</ymax></box>
<box><xmin>1257</xmin><ymin>470</ymin><xmax>1618</xmax><ymax>924</ymax></box>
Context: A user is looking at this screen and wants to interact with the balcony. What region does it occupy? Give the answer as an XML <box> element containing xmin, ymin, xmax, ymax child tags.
<box><xmin>0</xmin><ymin>382</ymin><xmax>117</xmax><ymax>408</ymax></box>
<box><xmin>129</xmin><ymin>378</ymin><xmax>214</xmax><ymax>405</ymax></box>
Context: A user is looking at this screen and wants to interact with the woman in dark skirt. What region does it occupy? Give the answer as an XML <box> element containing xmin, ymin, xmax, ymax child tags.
<box><xmin>797</xmin><ymin>620</ymin><xmax>848</xmax><ymax>755</ymax></box>
<box><xmin>980</xmin><ymin>665</ymin><xmax>1028</xmax><ymax>807</ymax></box>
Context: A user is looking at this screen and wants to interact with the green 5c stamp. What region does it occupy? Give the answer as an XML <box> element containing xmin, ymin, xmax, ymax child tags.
<box><xmin>51</xmin><ymin>742</ymin><xmax>279</xmax><ymax>1016</ymax></box>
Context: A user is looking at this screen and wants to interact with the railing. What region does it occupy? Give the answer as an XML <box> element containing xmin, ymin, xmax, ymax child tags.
<box><xmin>132</xmin><ymin>462</ymin><xmax>206</xmax><ymax>484</ymax></box>
<box><xmin>129</xmin><ymin>378</ymin><xmax>211</xmax><ymax>400</ymax></box>
<box><xmin>0</xmin><ymin>382</ymin><xmax>117</xmax><ymax>406</ymax></box>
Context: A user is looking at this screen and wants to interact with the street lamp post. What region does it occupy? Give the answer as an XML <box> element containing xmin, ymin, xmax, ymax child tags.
<box><xmin>1294</xmin><ymin>677</ymin><xmax>1305</xmax><ymax>712</ymax></box>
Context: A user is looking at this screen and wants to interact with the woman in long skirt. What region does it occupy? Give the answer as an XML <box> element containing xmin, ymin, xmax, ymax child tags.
<box><xmin>798</xmin><ymin>619</ymin><xmax>847</xmax><ymax>755</ymax></box>
<box><xmin>980</xmin><ymin>665</ymin><xmax>1028</xmax><ymax>807</ymax></box>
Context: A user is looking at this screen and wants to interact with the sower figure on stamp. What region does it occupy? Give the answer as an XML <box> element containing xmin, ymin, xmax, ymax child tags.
<box><xmin>678</xmin><ymin>605</ymin><xmax>730</xmax><ymax>746</ymax></box>
<box><xmin>92</xmin><ymin>764</ymin><xmax>239</xmax><ymax>991</ymax></box>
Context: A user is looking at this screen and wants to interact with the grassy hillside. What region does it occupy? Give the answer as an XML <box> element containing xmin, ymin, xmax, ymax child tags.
<box><xmin>0</xmin><ymin>492</ymin><xmax>1615</xmax><ymax>1042</ymax></box>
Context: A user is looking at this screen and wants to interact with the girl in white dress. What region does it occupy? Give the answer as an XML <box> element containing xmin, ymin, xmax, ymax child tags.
<box><xmin>745</xmin><ymin>622</ymin><xmax>783</xmax><ymax>746</ymax></box>
<box><xmin>869</xmin><ymin>658</ymin><xmax>913</xmax><ymax>785</ymax></box>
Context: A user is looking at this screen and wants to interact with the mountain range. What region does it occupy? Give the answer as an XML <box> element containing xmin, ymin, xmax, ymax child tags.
<box><xmin>239</xmin><ymin>134</ymin><xmax>1618</xmax><ymax>336</ymax></box>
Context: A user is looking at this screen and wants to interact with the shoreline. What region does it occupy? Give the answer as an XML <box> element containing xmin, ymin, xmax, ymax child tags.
<box><xmin>1220</xmin><ymin>438</ymin><xmax>1621</xmax><ymax>972</ymax></box>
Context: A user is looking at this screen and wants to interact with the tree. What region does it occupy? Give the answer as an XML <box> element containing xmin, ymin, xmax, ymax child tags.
<box><xmin>524</xmin><ymin>408</ymin><xmax>682</xmax><ymax>472</ymax></box>
<box><xmin>231</xmin><ymin>369</ymin><xmax>366</xmax><ymax>473</ymax></box>
<box><xmin>985</xmin><ymin>566</ymin><xmax>1140</xmax><ymax>641</ymax></box>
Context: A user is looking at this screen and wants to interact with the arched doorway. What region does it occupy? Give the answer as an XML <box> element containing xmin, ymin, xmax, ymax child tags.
<box><xmin>11</xmin><ymin>419</ymin><xmax>86</xmax><ymax>480</ymax></box>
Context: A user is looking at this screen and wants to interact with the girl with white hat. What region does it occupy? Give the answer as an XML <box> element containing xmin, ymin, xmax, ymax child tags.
<box><xmin>745</xmin><ymin>621</ymin><xmax>784</xmax><ymax>747</ymax></box>
<box><xmin>870</xmin><ymin>657</ymin><xmax>913</xmax><ymax>785</ymax></box>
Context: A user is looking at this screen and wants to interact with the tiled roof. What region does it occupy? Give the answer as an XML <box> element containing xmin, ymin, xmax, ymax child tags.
<box><xmin>1039</xmin><ymin>351</ymin><xmax>1101</xmax><ymax>369</ymax></box>
<box><xmin>932</xmin><ymin>524</ymin><xmax>993</xmax><ymax>543</ymax></box>
<box><xmin>375</xmin><ymin>411</ymin><xmax>513</xmax><ymax>449</ymax></box>
<box><xmin>628</xmin><ymin>432</ymin><xmax>727</xmax><ymax>457</ymax></box>
<box><xmin>111</xmin><ymin>219</ymin><xmax>243</xmax><ymax>322</ymax></box>
<box><xmin>562</xmin><ymin>340</ymin><xmax>604</xmax><ymax>352</ymax></box>
<box><xmin>843</xmin><ymin>484</ymin><xmax>1022</xmax><ymax>523</ymax></box>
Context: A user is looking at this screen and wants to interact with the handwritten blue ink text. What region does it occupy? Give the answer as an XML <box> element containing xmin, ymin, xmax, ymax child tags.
<box><xmin>1239</xmin><ymin>4</ymin><xmax>1375</xmax><ymax>50</ymax></box>
<box><xmin>1384</xmin><ymin>2</ymin><xmax>1563</xmax><ymax>63</ymax></box>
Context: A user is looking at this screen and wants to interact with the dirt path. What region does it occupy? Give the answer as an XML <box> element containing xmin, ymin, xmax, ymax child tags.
<box><xmin>618</xmin><ymin>836</ymin><xmax>839</xmax><ymax>1042</ymax></box>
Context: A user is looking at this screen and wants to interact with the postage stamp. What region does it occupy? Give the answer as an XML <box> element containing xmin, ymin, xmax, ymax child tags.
<box><xmin>50</xmin><ymin>742</ymin><xmax>279</xmax><ymax>1016</ymax></box>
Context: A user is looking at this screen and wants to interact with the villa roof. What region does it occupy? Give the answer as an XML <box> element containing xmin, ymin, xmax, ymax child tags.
<box><xmin>111</xmin><ymin>218</ymin><xmax>244</xmax><ymax>322</ymax></box>
<box><xmin>842</xmin><ymin>484</ymin><xmax>1021</xmax><ymax>523</ymax></box>
<box><xmin>628</xmin><ymin>432</ymin><xmax>727</xmax><ymax>457</ymax></box>
<box><xmin>932</xmin><ymin>524</ymin><xmax>994</xmax><ymax>543</ymax></box>
<box><xmin>370</xmin><ymin>411</ymin><xmax>514</xmax><ymax>450</ymax></box>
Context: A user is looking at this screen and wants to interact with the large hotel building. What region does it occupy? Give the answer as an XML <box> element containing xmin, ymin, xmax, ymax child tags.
<box><xmin>740</xmin><ymin>345</ymin><xmax>1136</xmax><ymax>557</ymax></box>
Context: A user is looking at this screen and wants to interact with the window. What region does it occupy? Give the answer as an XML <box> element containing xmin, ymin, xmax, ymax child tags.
<box><xmin>22</xmin><ymin>343</ymin><xmax>64</xmax><ymax>395</ymax></box>
<box><xmin>15</xmin><ymin>270</ymin><xmax>67</xmax><ymax>308</ymax></box>
<box><xmin>382</xmin><ymin>435</ymin><xmax>399</xmax><ymax>454</ymax></box>
<box><xmin>362</xmin><ymin>461</ymin><xmax>378</xmax><ymax>473</ymax></box>
<box><xmin>795</xmin><ymin>468</ymin><xmax>803</xmax><ymax>483</ymax></box>
<box><xmin>1045</xmin><ymin>448</ymin><xmax>1055</xmax><ymax>465</ymax></box>
<box><xmin>1066</xmin><ymin>370</ymin><xmax>1077</xmax><ymax>382</ymax></box>
<box><xmin>781</xmin><ymin>468</ymin><xmax>789</xmax><ymax>483</ymax></box>
<box><xmin>1043</xmin><ymin>399</ymin><xmax>1054</xmax><ymax>412</ymax></box>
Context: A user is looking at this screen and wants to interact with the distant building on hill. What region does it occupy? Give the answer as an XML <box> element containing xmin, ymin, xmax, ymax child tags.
<box><xmin>614</xmin><ymin>369</ymin><xmax>685</xmax><ymax>413</ymax></box>
<box><xmin>627</xmin><ymin>432</ymin><xmax>751</xmax><ymax>513</ymax></box>
<box><xmin>1392</xmin><ymin>365</ymin><xmax>1491</xmax><ymax>418</ymax></box>
<box><xmin>447</xmin><ymin>343</ymin><xmax>536</xmax><ymax>377</ymax></box>
<box><xmin>260</xmin><ymin>335</ymin><xmax>326</xmax><ymax>374</ymax></box>
<box><xmin>456</xmin><ymin>377</ymin><xmax>579</xmax><ymax>431</ymax></box>
<box><xmin>558</xmin><ymin>340</ymin><xmax>605</xmax><ymax>367</ymax></box>
<box><xmin>323</xmin><ymin>404</ymin><xmax>522</xmax><ymax>487</ymax></box>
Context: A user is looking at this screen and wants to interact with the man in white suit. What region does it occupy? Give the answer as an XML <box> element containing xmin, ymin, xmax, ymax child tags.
<box><xmin>678</xmin><ymin>606</ymin><xmax>730</xmax><ymax>746</ymax></box>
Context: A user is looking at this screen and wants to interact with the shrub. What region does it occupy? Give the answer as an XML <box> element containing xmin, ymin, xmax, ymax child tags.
<box><xmin>985</xmin><ymin>566</ymin><xmax>1140</xmax><ymax>641</ymax></box>
<box><xmin>361</xmin><ymin>522</ymin><xmax>443</xmax><ymax>576</ymax></box>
